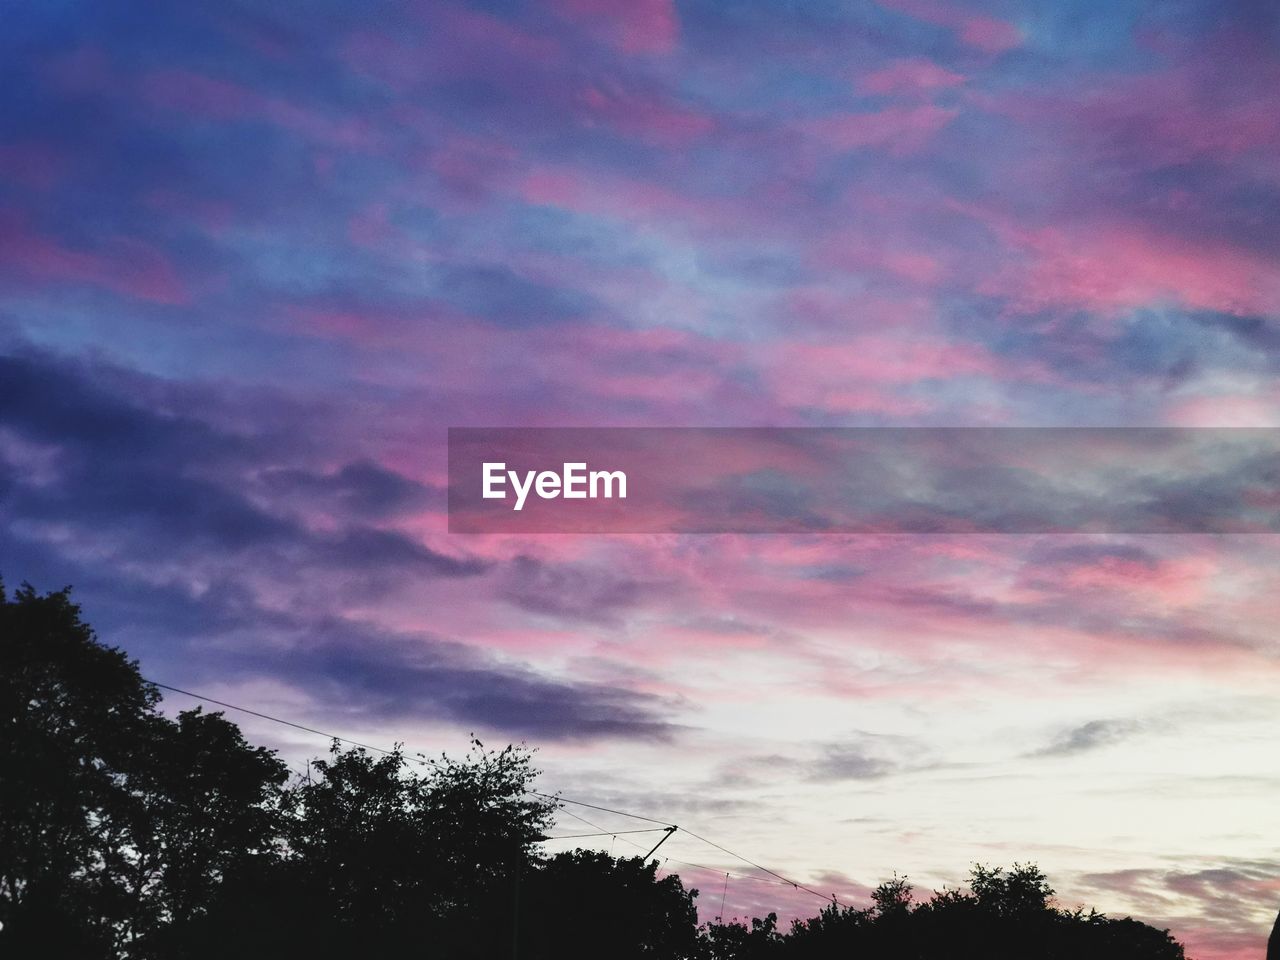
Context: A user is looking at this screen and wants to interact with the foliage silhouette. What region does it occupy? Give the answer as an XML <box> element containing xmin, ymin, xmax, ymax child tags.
<box><xmin>0</xmin><ymin>581</ymin><xmax>286</xmax><ymax>958</ymax></box>
<box><xmin>184</xmin><ymin>739</ymin><xmax>553</xmax><ymax>959</ymax></box>
<box><xmin>698</xmin><ymin>911</ymin><xmax>785</xmax><ymax>959</ymax></box>
<box><xmin>2</xmin><ymin>582</ymin><xmax>1201</xmax><ymax>959</ymax></box>
<box><xmin>520</xmin><ymin>849</ymin><xmax>701</xmax><ymax>960</ymax></box>
<box><xmin>706</xmin><ymin>866</ymin><xmax>1186</xmax><ymax>960</ymax></box>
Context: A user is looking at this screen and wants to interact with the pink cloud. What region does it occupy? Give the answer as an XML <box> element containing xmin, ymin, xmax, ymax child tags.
<box><xmin>575</xmin><ymin>81</ymin><xmax>715</xmax><ymax>145</ymax></box>
<box><xmin>1077</xmin><ymin>867</ymin><xmax>1280</xmax><ymax>960</ymax></box>
<box><xmin>801</xmin><ymin>104</ymin><xmax>958</xmax><ymax>156</ymax></box>
<box><xmin>761</xmin><ymin>334</ymin><xmax>1048</xmax><ymax>414</ymax></box>
<box><xmin>517</xmin><ymin>160</ymin><xmax>823</xmax><ymax>248</ymax></box>
<box><xmin>552</xmin><ymin>0</ymin><xmax>679</xmax><ymax>55</ymax></box>
<box><xmin>0</xmin><ymin>214</ymin><xmax>188</xmax><ymax>305</ymax></box>
<box><xmin>552</xmin><ymin>326</ymin><xmax>741</xmax><ymax>404</ymax></box>
<box><xmin>1178</xmin><ymin>926</ymin><xmax>1267</xmax><ymax>960</ymax></box>
<box><xmin>520</xmin><ymin>165</ymin><xmax>725</xmax><ymax>229</ymax></box>
<box><xmin>344</xmin><ymin>6</ymin><xmax>563</xmax><ymax>96</ymax></box>
<box><xmin>1038</xmin><ymin>553</ymin><xmax>1217</xmax><ymax>608</ymax></box>
<box><xmin>859</xmin><ymin>58</ymin><xmax>966</xmax><ymax>95</ymax></box>
<box><xmin>425</xmin><ymin>135</ymin><xmax>520</xmax><ymax>205</ymax></box>
<box><xmin>1091</xmin><ymin>46</ymin><xmax>1280</xmax><ymax>167</ymax></box>
<box><xmin>280</xmin><ymin>296</ymin><xmax>766</xmax><ymax>424</ymax></box>
<box><xmin>780</xmin><ymin>288</ymin><xmax>935</xmax><ymax>333</ymax></box>
<box><xmin>952</xmin><ymin>199</ymin><xmax>1280</xmax><ymax>317</ymax></box>
<box><xmin>423</xmin><ymin>2</ymin><xmax>563</xmax><ymax>66</ymax></box>
<box><xmin>876</xmin><ymin>0</ymin><xmax>1021</xmax><ymax>53</ymax></box>
<box><xmin>140</xmin><ymin>69</ymin><xmax>379</xmax><ymax>150</ymax></box>
<box><xmin>814</xmin><ymin>232</ymin><xmax>947</xmax><ymax>286</ymax></box>
<box><xmin>349</xmin><ymin>12</ymin><xmax>698</xmax><ymax>148</ymax></box>
<box><xmin>346</xmin><ymin>202</ymin><xmax>397</xmax><ymax>249</ymax></box>
<box><xmin>984</xmin><ymin>220</ymin><xmax>1280</xmax><ymax>316</ymax></box>
<box><xmin>975</xmin><ymin>34</ymin><xmax>1280</xmax><ymax>176</ymax></box>
<box><xmin>1165</xmin><ymin>392</ymin><xmax>1280</xmax><ymax>428</ymax></box>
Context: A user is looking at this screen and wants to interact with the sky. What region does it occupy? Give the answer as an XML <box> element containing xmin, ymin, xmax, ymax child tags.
<box><xmin>2</xmin><ymin>1</ymin><xmax>1279</xmax><ymax>956</ymax></box>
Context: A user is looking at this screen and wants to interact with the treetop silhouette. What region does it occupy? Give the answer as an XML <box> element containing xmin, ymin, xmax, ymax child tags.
<box><xmin>1</xmin><ymin>581</ymin><xmax>1200</xmax><ymax>959</ymax></box>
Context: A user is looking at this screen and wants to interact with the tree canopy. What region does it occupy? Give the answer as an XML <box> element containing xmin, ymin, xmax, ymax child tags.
<box><xmin>1</xmin><ymin>582</ymin><xmax>1192</xmax><ymax>959</ymax></box>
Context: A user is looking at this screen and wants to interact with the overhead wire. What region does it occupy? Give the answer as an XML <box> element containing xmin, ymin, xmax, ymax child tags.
<box><xmin>150</xmin><ymin>678</ymin><xmax>841</xmax><ymax>907</ymax></box>
<box><xmin>554</xmin><ymin>808</ymin><xmax>802</xmax><ymax>893</ymax></box>
<box><xmin>681</xmin><ymin>827</ymin><xmax>838</xmax><ymax>904</ymax></box>
<box><xmin>149</xmin><ymin>681</ymin><xmax>441</xmax><ymax>768</ymax></box>
<box><xmin>531</xmin><ymin>792</ymin><xmax>674</xmax><ymax>826</ymax></box>
<box><xmin>541</xmin><ymin>829</ymin><xmax>668</xmax><ymax>841</ymax></box>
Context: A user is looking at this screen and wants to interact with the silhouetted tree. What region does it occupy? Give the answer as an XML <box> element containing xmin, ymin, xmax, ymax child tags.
<box><xmin>0</xmin><ymin>582</ymin><xmax>288</xmax><ymax>959</ymax></box>
<box><xmin>711</xmin><ymin>864</ymin><xmax>1186</xmax><ymax>960</ymax></box>
<box><xmin>784</xmin><ymin>900</ymin><xmax>872</xmax><ymax>957</ymax></box>
<box><xmin>521</xmin><ymin>850</ymin><xmax>700</xmax><ymax>960</ymax></box>
<box><xmin>1</xmin><ymin>582</ymin><xmax>149</xmax><ymax>956</ymax></box>
<box><xmin>185</xmin><ymin>738</ymin><xmax>554</xmax><ymax>959</ymax></box>
<box><xmin>2</xmin><ymin>582</ymin><xmax>1197</xmax><ymax>960</ymax></box>
<box><xmin>123</xmin><ymin>710</ymin><xmax>289</xmax><ymax>957</ymax></box>
<box><xmin>700</xmin><ymin>911</ymin><xmax>786</xmax><ymax>960</ymax></box>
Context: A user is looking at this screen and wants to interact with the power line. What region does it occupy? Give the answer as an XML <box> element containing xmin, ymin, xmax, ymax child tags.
<box><xmin>554</xmin><ymin>807</ymin><xmax>804</xmax><ymax>892</ymax></box>
<box><xmin>149</xmin><ymin>681</ymin><xmax>440</xmax><ymax>767</ymax></box>
<box><xmin>153</xmin><ymin>681</ymin><xmax>676</xmax><ymax>836</ymax></box>
<box><xmin>559</xmin><ymin>800</ymin><xmax>832</xmax><ymax>900</ymax></box>
<box><xmin>532</xmin><ymin>778</ymin><xmax>833</xmax><ymax>902</ymax></box>
<box><xmin>555</xmin><ymin>806</ymin><xmax>616</xmax><ymax>834</ymax></box>
<box><xmin>150</xmin><ymin>678</ymin><xmax>841</xmax><ymax>907</ymax></box>
<box><xmin>531</xmin><ymin>792</ymin><xmax>674</xmax><ymax>827</ymax></box>
<box><xmin>681</xmin><ymin>827</ymin><xmax>838</xmax><ymax>904</ymax></box>
<box><xmin>639</xmin><ymin>849</ymin><xmax>797</xmax><ymax>889</ymax></box>
<box><xmin>541</xmin><ymin>829</ymin><xmax>668</xmax><ymax>841</ymax></box>
<box><xmin>551</xmin><ymin>805</ymin><xmax>810</xmax><ymax>928</ymax></box>
<box><xmin>543</xmin><ymin>790</ymin><xmax>839</xmax><ymax>931</ymax></box>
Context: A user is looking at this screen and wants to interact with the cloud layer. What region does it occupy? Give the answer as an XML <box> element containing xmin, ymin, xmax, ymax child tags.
<box><xmin>4</xmin><ymin>2</ymin><xmax>1280</xmax><ymax>957</ymax></box>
